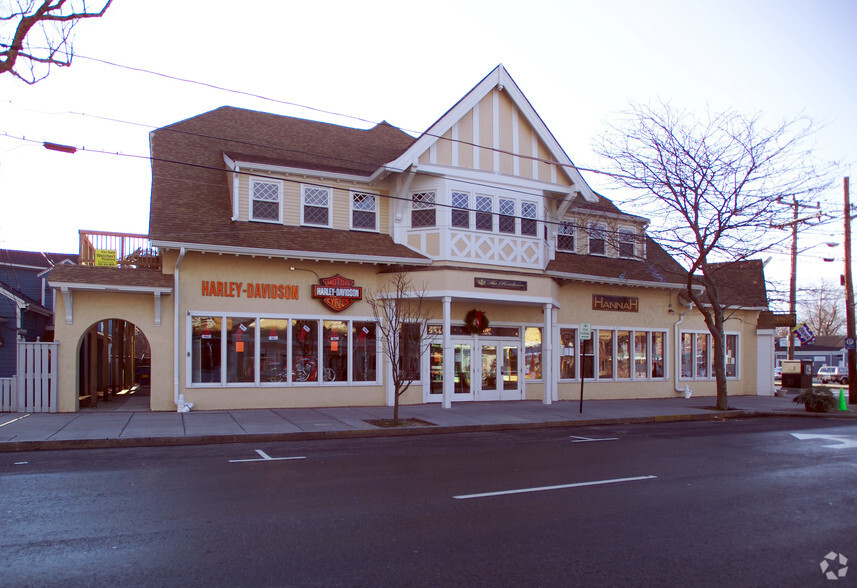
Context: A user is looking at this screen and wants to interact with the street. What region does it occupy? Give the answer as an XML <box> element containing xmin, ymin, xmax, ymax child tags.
<box><xmin>2</xmin><ymin>417</ymin><xmax>856</xmax><ymax>587</ymax></box>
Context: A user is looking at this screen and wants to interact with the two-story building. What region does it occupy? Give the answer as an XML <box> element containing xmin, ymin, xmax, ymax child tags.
<box><xmin>47</xmin><ymin>65</ymin><xmax>772</xmax><ymax>412</ymax></box>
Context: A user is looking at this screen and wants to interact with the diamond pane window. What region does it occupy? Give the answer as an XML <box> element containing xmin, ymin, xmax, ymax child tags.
<box><xmin>499</xmin><ymin>198</ymin><xmax>515</xmax><ymax>234</ymax></box>
<box><xmin>351</xmin><ymin>192</ymin><xmax>376</xmax><ymax>230</ymax></box>
<box><xmin>451</xmin><ymin>191</ymin><xmax>470</xmax><ymax>228</ymax></box>
<box><xmin>251</xmin><ymin>179</ymin><xmax>281</xmax><ymax>222</ymax></box>
<box><xmin>303</xmin><ymin>186</ymin><xmax>330</xmax><ymax>227</ymax></box>
<box><xmin>411</xmin><ymin>191</ymin><xmax>436</xmax><ymax>228</ymax></box>
<box><xmin>557</xmin><ymin>221</ymin><xmax>575</xmax><ymax>252</ymax></box>
<box><xmin>521</xmin><ymin>202</ymin><xmax>537</xmax><ymax>236</ymax></box>
<box><xmin>475</xmin><ymin>195</ymin><xmax>493</xmax><ymax>231</ymax></box>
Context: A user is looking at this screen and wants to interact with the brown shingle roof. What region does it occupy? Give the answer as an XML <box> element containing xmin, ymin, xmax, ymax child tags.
<box><xmin>547</xmin><ymin>237</ymin><xmax>687</xmax><ymax>286</ymax></box>
<box><xmin>47</xmin><ymin>265</ymin><xmax>174</xmax><ymax>290</ymax></box>
<box><xmin>148</xmin><ymin>107</ymin><xmax>423</xmax><ymax>262</ymax></box>
<box><xmin>0</xmin><ymin>249</ymin><xmax>78</xmax><ymax>268</ymax></box>
<box><xmin>706</xmin><ymin>259</ymin><xmax>768</xmax><ymax>308</ymax></box>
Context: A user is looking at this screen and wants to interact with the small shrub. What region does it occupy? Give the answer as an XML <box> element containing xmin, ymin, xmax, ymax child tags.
<box><xmin>792</xmin><ymin>387</ymin><xmax>835</xmax><ymax>412</ymax></box>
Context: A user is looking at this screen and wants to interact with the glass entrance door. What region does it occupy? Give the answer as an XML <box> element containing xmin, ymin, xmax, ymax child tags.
<box><xmin>476</xmin><ymin>340</ymin><xmax>521</xmax><ymax>401</ymax></box>
<box><xmin>427</xmin><ymin>341</ymin><xmax>474</xmax><ymax>402</ymax></box>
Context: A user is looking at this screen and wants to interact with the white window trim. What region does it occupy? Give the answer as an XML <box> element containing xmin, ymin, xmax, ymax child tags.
<box><xmin>589</xmin><ymin>223</ymin><xmax>608</xmax><ymax>256</ymax></box>
<box><xmin>557</xmin><ymin>326</ymin><xmax>669</xmax><ymax>382</ymax></box>
<box><xmin>520</xmin><ymin>200</ymin><xmax>539</xmax><ymax>237</ymax></box>
<box><xmin>410</xmin><ymin>190</ymin><xmax>437</xmax><ymax>229</ymax></box>
<box><xmin>451</xmin><ymin>190</ymin><xmax>471</xmax><ymax>229</ymax></box>
<box><xmin>301</xmin><ymin>184</ymin><xmax>333</xmax><ymax>228</ymax></box>
<box><xmin>617</xmin><ymin>226</ymin><xmax>637</xmax><ymax>259</ymax></box>
<box><xmin>349</xmin><ymin>191</ymin><xmax>379</xmax><ymax>232</ymax></box>
<box><xmin>249</xmin><ymin>178</ymin><xmax>283</xmax><ymax>224</ymax></box>
<box><xmin>557</xmin><ymin>221</ymin><xmax>576</xmax><ymax>253</ymax></box>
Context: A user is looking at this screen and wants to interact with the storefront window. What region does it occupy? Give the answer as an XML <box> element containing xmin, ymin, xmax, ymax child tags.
<box><xmin>696</xmin><ymin>333</ymin><xmax>709</xmax><ymax>378</ymax></box>
<box><xmin>524</xmin><ymin>327</ymin><xmax>542</xmax><ymax>380</ymax></box>
<box><xmin>323</xmin><ymin>320</ymin><xmax>348</xmax><ymax>382</ymax></box>
<box><xmin>598</xmin><ymin>330</ymin><xmax>613</xmax><ymax>378</ymax></box>
<box><xmin>429</xmin><ymin>343</ymin><xmax>443</xmax><ymax>395</ymax></box>
<box><xmin>617</xmin><ymin>330</ymin><xmax>631</xmax><ymax>378</ymax></box>
<box><xmin>227</xmin><ymin>317</ymin><xmax>255</xmax><ymax>383</ymax></box>
<box><xmin>652</xmin><ymin>332</ymin><xmax>665</xmax><ymax>378</ymax></box>
<box><xmin>681</xmin><ymin>333</ymin><xmax>693</xmax><ymax>378</ymax></box>
<box><xmin>292</xmin><ymin>319</ymin><xmax>319</xmax><ymax>382</ymax></box>
<box><xmin>560</xmin><ymin>328</ymin><xmax>576</xmax><ymax>379</ymax></box>
<box><xmin>260</xmin><ymin>318</ymin><xmax>289</xmax><ymax>382</ymax></box>
<box><xmin>400</xmin><ymin>323</ymin><xmax>421</xmax><ymax>381</ymax></box>
<box><xmin>725</xmin><ymin>334</ymin><xmax>738</xmax><ymax>378</ymax></box>
<box><xmin>192</xmin><ymin>316</ymin><xmax>221</xmax><ymax>383</ymax></box>
<box><xmin>352</xmin><ymin>322</ymin><xmax>377</xmax><ymax>382</ymax></box>
<box><xmin>634</xmin><ymin>332</ymin><xmax>648</xmax><ymax>379</ymax></box>
<box><xmin>581</xmin><ymin>337</ymin><xmax>595</xmax><ymax>379</ymax></box>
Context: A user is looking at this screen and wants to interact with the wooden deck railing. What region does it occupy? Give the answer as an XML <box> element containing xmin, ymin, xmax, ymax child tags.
<box><xmin>78</xmin><ymin>230</ymin><xmax>161</xmax><ymax>270</ymax></box>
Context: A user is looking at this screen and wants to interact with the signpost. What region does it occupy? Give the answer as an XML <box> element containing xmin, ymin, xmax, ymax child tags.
<box><xmin>579</xmin><ymin>324</ymin><xmax>591</xmax><ymax>414</ymax></box>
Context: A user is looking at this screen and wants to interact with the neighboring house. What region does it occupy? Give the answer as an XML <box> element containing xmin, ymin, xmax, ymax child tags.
<box><xmin>48</xmin><ymin>65</ymin><xmax>771</xmax><ymax>412</ymax></box>
<box><xmin>775</xmin><ymin>335</ymin><xmax>847</xmax><ymax>375</ymax></box>
<box><xmin>0</xmin><ymin>250</ymin><xmax>76</xmax><ymax>377</ymax></box>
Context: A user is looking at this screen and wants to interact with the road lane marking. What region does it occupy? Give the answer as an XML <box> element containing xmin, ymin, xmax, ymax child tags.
<box><xmin>229</xmin><ymin>449</ymin><xmax>307</xmax><ymax>463</ymax></box>
<box><xmin>453</xmin><ymin>475</ymin><xmax>658</xmax><ymax>500</ymax></box>
<box><xmin>570</xmin><ymin>435</ymin><xmax>618</xmax><ymax>443</ymax></box>
<box><xmin>791</xmin><ymin>433</ymin><xmax>857</xmax><ymax>449</ymax></box>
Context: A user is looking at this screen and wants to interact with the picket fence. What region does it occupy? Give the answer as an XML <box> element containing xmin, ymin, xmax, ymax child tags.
<box><xmin>0</xmin><ymin>342</ymin><xmax>59</xmax><ymax>413</ymax></box>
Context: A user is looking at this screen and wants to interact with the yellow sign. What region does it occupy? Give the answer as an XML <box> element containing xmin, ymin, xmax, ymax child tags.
<box><xmin>94</xmin><ymin>249</ymin><xmax>117</xmax><ymax>267</ymax></box>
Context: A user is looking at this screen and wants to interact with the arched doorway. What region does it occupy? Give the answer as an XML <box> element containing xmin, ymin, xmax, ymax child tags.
<box><xmin>78</xmin><ymin>318</ymin><xmax>151</xmax><ymax>410</ymax></box>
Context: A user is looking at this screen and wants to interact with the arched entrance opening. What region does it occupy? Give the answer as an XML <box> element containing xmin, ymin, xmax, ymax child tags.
<box><xmin>78</xmin><ymin>318</ymin><xmax>151</xmax><ymax>410</ymax></box>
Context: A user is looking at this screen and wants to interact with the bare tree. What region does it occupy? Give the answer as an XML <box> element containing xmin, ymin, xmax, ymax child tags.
<box><xmin>799</xmin><ymin>279</ymin><xmax>846</xmax><ymax>337</ymax></box>
<box><xmin>1</xmin><ymin>0</ymin><xmax>112</xmax><ymax>84</ymax></box>
<box><xmin>595</xmin><ymin>101</ymin><xmax>831</xmax><ymax>410</ymax></box>
<box><xmin>365</xmin><ymin>272</ymin><xmax>434</xmax><ymax>425</ymax></box>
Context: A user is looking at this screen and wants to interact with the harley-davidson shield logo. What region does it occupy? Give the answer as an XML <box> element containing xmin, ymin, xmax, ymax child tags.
<box><xmin>311</xmin><ymin>274</ymin><xmax>363</xmax><ymax>312</ymax></box>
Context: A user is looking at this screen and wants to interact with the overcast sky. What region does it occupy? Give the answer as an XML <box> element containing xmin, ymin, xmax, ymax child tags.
<box><xmin>1</xmin><ymin>0</ymin><xmax>854</xmax><ymax>310</ymax></box>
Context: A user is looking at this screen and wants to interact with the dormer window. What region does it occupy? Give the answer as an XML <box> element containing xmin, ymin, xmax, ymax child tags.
<box><xmin>589</xmin><ymin>223</ymin><xmax>606</xmax><ymax>256</ymax></box>
<box><xmin>451</xmin><ymin>191</ymin><xmax>470</xmax><ymax>228</ymax></box>
<box><xmin>411</xmin><ymin>191</ymin><xmax>436</xmax><ymax>228</ymax></box>
<box><xmin>557</xmin><ymin>221</ymin><xmax>575</xmax><ymax>252</ymax></box>
<box><xmin>475</xmin><ymin>195</ymin><xmax>493</xmax><ymax>231</ymax></box>
<box><xmin>618</xmin><ymin>228</ymin><xmax>636</xmax><ymax>258</ymax></box>
<box><xmin>499</xmin><ymin>198</ymin><xmax>516</xmax><ymax>234</ymax></box>
<box><xmin>521</xmin><ymin>202</ymin><xmax>537</xmax><ymax>236</ymax></box>
<box><xmin>250</xmin><ymin>178</ymin><xmax>282</xmax><ymax>223</ymax></box>
<box><xmin>351</xmin><ymin>192</ymin><xmax>377</xmax><ymax>231</ymax></box>
<box><xmin>302</xmin><ymin>185</ymin><xmax>331</xmax><ymax>227</ymax></box>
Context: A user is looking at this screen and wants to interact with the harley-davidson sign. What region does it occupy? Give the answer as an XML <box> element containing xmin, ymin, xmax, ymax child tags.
<box><xmin>312</xmin><ymin>274</ymin><xmax>363</xmax><ymax>312</ymax></box>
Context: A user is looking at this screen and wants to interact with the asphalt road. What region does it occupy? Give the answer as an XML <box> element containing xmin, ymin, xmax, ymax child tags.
<box><xmin>2</xmin><ymin>417</ymin><xmax>857</xmax><ymax>587</ymax></box>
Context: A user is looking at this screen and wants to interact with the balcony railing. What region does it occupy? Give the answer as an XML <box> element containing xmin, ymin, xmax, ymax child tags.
<box><xmin>78</xmin><ymin>230</ymin><xmax>161</xmax><ymax>271</ymax></box>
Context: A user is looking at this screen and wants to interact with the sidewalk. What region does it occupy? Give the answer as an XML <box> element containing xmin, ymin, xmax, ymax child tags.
<box><xmin>0</xmin><ymin>393</ymin><xmax>854</xmax><ymax>452</ymax></box>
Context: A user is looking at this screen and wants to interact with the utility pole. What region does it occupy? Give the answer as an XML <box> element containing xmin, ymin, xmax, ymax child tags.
<box><xmin>788</xmin><ymin>195</ymin><xmax>798</xmax><ymax>360</ymax></box>
<box><xmin>844</xmin><ymin>177</ymin><xmax>856</xmax><ymax>403</ymax></box>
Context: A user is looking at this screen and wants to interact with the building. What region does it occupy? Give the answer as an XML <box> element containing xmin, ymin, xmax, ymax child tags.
<box><xmin>47</xmin><ymin>65</ymin><xmax>771</xmax><ymax>412</ymax></box>
<box><xmin>0</xmin><ymin>249</ymin><xmax>76</xmax><ymax>376</ymax></box>
<box><xmin>775</xmin><ymin>335</ymin><xmax>847</xmax><ymax>375</ymax></box>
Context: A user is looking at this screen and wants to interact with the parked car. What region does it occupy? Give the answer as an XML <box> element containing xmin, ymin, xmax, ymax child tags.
<box><xmin>817</xmin><ymin>365</ymin><xmax>849</xmax><ymax>385</ymax></box>
<box><xmin>774</xmin><ymin>366</ymin><xmax>782</xmax><ymax>382</ymax></box>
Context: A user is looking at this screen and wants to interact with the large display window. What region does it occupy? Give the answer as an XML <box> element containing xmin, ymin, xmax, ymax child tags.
<box><xmin>188</xmin><ymin>313</ymin><xmax>379</xmax><ymax>387</ymax></box>
<box><xmin>558</xmin><ymin>327</ymin><xmax>668</xmax><ymax>382</ymax></box>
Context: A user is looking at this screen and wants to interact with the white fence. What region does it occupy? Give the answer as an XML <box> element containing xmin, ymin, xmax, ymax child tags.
<box><xmin>1</xmin><ymin>342</ymin><xmax>59</xmax><ymax>413</ymax></box>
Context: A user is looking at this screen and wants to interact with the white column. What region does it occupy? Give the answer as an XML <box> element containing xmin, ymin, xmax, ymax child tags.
<box><xmin>552</xmin><ymin>306</ymin><xmax>559</xmax><ymax>401</ymax></box>
<box><xmin>442</xmin><ymin>296</ymin><xmax>452</xmax><ymax>409</ymax></box>
<box><xmin>543</xmin><ymin>303</ymin><xmax>553</xmax><ymax>405</ymax></box>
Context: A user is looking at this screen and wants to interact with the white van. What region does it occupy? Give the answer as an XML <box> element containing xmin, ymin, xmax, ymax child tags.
<box><xmin>817</xmin><ymin>365</ymin><xmax>849</xmax><ymax>385</ymax></box>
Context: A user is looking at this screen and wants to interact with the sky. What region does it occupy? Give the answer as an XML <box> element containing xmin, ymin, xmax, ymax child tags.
<box><xmin>1</xmin><ymin>0</ymin><xmax>855</xmax><ymax>312</ymax></box>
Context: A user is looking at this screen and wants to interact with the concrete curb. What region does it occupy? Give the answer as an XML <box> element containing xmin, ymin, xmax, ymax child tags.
<box><xmin>0</xmin><ymin>408</ymin><xmax>759</xmax><ymax>453</ymax></box>
<box><xmin>1</xmin><ymin>407</ymin><xmax>852</xmax><ymax>453</ymax></box>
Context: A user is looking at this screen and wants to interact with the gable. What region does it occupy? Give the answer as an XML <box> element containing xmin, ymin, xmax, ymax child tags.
<box><xmin>386</xmin><ymin>65</ymin><xmax>598</xmax><ymax>202</ymax></box>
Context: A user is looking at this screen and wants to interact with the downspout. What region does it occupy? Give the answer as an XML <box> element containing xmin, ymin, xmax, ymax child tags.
<box><xmin>673</xmin><ymin>297</ymin><xmax>693</xmax><ymax>398</ymax></box>
<box><xmin>173</xmin><ymin>247</ymin><xmax>186</xmax><ymax>407</ymax></box>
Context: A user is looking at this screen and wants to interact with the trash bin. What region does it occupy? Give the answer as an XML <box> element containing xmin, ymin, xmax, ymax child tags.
<box><xmin>782</xmin><ymin>359</ymin><xmax>812</xmax><ymax>389</ymax></box>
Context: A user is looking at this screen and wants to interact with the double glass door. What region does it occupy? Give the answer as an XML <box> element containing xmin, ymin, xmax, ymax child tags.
<box><xmin>428</xmin><ymin>339</ymin><xmax>521</xmax><ymax>401</ymax></box>
<box><xmin>477</xmin><ymin>341</ymin><xmax>521</xmax><ymax>401</ymax></box>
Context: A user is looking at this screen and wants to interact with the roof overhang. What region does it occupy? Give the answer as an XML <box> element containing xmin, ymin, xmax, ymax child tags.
<box><xmin>224</xmin><ymin>155</ymin><xmax>376</xmax><ymax>185</ymax></box>
<box><xmin>547</xmin><ymin>270</ymin><xmax>697</xmax><ymax>292</ymax></box>
<box><xmin>153</xmin><ymin>241</ymin><xmax>432</xmax><ymax>266</ymax></box>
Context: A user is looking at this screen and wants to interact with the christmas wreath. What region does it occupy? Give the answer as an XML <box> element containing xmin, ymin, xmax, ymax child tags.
<box><xmin>463</xmin><ymin>309</ymin><xmax>489</xmax><ymax>335</ymax></box>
